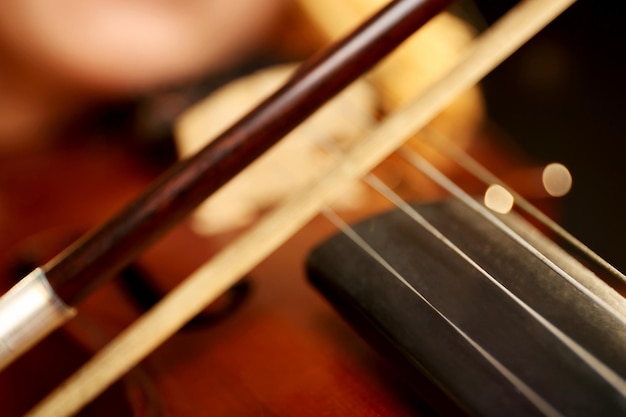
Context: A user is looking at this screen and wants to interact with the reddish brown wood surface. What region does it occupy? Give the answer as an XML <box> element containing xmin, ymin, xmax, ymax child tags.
<box><xmin>0</xmin><ymin>139</ymin><xmax>446</xmax><ymax>416</ymax></box>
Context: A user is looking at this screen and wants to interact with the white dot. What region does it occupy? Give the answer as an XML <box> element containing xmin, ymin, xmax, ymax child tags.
<box><xmin>542</xmin><ymin>163</ymin><xmax>572</xmax><ymax>197</ymax></box>
<box><xmin>484</xmin><ymin>184</ymin><xmax>514</xmax><ymax>214</ymax></box>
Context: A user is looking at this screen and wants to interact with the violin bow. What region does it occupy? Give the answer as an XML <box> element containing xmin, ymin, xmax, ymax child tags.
<box><xmin>0</xmin><ymin>0</ymin><xmax>452</xmax><ymax>369</ymax></box>
<box><xmin>1</xmin><ymin>0</ymin><xmax>577</xmax><ymax>415</ymax></box>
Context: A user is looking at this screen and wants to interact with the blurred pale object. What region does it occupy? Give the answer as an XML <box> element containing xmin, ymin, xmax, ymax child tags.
<box><xmin>175</xmin><ymin>64</ymin><xmax>377</xmax><ymax>234</ymax></box>
<box><xmin>0</xmin><ymin>0</ymin><xmax>286</xmax><ymax>152</ymax></box>
<box><xmin>0</xmin><ymin>0</ymin><xmax>286</xmax><ymax>93</ymax></box>
<box><xmin>542</xmin><ymin>163</ymin><xmax>572</xmax><ymax>197</ymax></box>
<box><xmin>485</xmin><ymin>184</ymin><xmax>515</xmax><ymax>214</ymax></box>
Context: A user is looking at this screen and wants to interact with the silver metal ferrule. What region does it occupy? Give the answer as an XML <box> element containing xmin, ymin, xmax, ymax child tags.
<box><xmin>0</xmin><ymin>268</ymin><xmax>76</xmax><ymax>370</ymax></box>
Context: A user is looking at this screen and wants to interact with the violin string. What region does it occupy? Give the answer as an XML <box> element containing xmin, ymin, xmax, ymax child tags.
<box><xmin>321</xmin><ymin>207</ymin><xmax>564</xmax><ymax>417</ymax></box>
<box><xmin>397</xmin><ymin>146</ymin><xmax>626</xmax><ymax>327</ymax></box>
<box><xmin>358</xmin><ymin>173</ymin><xmax>626</xmax><ymax>394</ymax></box>
<box><xmin>315</xmin><ymin>123</ymin><xmax>626</xmax><ymax>393</ymax></box>
<box><xmin>419</xmin><ymin>126</ymin><xmax>626</xmax><ymax>285</ymax></box>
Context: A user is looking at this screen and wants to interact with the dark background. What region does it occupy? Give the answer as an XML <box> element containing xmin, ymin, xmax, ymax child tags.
<box><xmin>476</xmin><ymin>0</ymin><xmax>625</xmax><ymax>272</ymax></box>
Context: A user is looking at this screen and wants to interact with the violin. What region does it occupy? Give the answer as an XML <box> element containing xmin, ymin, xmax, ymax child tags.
<box><xmin>0</xmin><ymin>0</ymin><xmax>625</xmax><ymax>415</ymax></box>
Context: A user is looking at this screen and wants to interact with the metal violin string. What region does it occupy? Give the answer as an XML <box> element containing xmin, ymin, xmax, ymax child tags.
<box><xmin>396</xmin><ymin>146</ymin><xmax>626</xmax><ymax>325</ymax></box>
<box><xmin>313</xmin><ymin>103</ymin><xmax>626</xmax><ymax>411</ymax></box>
<box><xmin>310</xmin><ymin>80</ymin><xmax>626</xmax><ymax>395</ymax></box>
